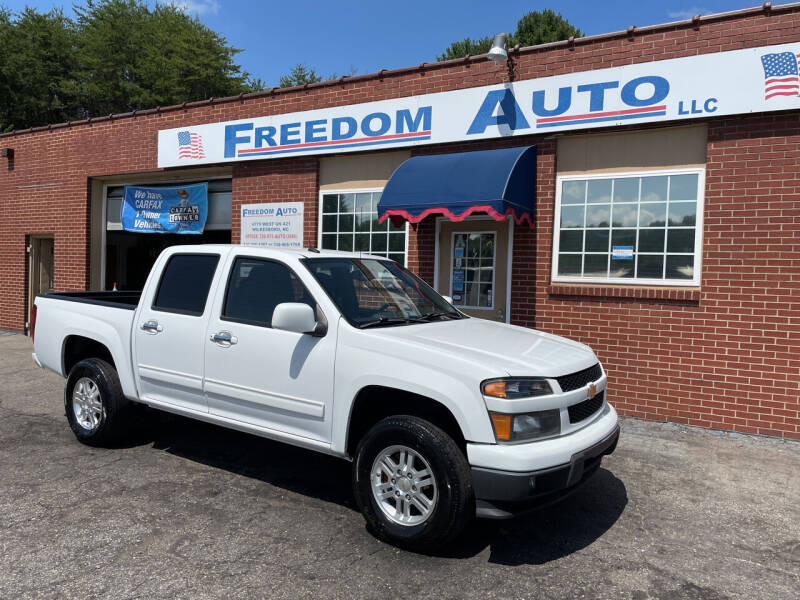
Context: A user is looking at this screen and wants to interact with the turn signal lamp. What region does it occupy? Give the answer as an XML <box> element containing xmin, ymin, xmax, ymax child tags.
<box><xmin>490</xmin><ymin>413</ymin><xmax>512</xmax><ymax>441</ymax></box>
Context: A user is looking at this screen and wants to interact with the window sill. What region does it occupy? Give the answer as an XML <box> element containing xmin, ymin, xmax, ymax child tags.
<box><xmin>547</xmin><ymin>283</ymin><xmax>700</xmax><ymax>303</ymax></box>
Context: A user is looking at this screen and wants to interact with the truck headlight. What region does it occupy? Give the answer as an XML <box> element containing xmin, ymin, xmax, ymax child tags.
<box><xmin>490</xmin><ymin>410</ymin><xmax>561</xmax><ymax>442</ymax></box>
<box><xmin>481</xmin><ymin>377</ymin><xmax>553</xmax><ymax>399</ymax></box>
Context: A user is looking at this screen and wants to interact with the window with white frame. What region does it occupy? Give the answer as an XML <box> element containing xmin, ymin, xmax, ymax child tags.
<box><xmin>319</xmin><ymin>190</ymin><xmax>407</xmax><ymax>265</ymax></box>
<box><xmin>450</xmin><ymin>232</ymin><xmax>495</xmax><ymax>308</ymax></box>
<box><xmin>553</xmin><ymin>170</ymin><xmax>703</xmax><ymax>285</ymax></box>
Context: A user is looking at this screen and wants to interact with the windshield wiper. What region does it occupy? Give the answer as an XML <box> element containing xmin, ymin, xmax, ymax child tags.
<box><xmin>418</xmin><ymin>311</ymin><xmax>462</xmax><ymax>321</ymax></box>
<box><xmin>358</xmin><ymin>316</ymin><xmax>426</xmax><ymax>329</ymax></box>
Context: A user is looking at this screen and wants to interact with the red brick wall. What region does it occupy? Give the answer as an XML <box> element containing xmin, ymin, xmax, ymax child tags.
<box><xmin>231</xmin><ymin>158</ymin><xmax>319</xmax><ymax>246</ymax></box>
<box><xmin>406</xmin><ymin>221</ymin><xmax>436</xmax><ymax>285</ymax></box>
<box><xmin>1</xmin><ymin>6</ymin><xmax>799</xmax><ymax>437</ymax></box>
<box><xmin>534</xmin><ymin>114</ymin><xmax>800</xmax><ymax>439</ymax></box>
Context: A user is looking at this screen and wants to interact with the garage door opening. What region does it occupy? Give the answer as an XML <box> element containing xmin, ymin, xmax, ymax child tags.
<box><xmin>102</xmin><ymin>179</ymin><xmax>232</xmax><ymax>290</ymax></box>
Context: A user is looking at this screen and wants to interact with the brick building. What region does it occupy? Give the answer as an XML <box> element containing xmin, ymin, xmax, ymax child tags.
<box><xmin>1</xmin><ymin>3</ymin><xmax>798</xmax><ymax>438</ymax></box>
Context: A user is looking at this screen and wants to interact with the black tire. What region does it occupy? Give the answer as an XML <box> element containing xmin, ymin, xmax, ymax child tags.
<box><xmin>64</xmin><ymin>358</ymin><xmax>130</xmax><ymax>447</ymax></box>
<box><xmin>352</xmin><ymin>415</ymin><xmax>474</xmax><ymax>550</ymax></box>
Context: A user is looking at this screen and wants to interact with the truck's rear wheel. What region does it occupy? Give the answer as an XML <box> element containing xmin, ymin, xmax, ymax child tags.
<box><xmin>65</xmin><ymin>358</ymin><xmax>130</xmax><ymax>446</ymax></box>
<box><xmin>352</xmin><ymin>415</ymin><xmax>473</xmax><ymax>550</ymax></box>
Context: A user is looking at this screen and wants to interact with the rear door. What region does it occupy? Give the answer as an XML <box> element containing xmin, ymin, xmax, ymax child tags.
<box><xmin>203</xmin><ymin>253</ymin><xmax>337</xmax><ymax>442</ymax></box>
<box><xmin>133</xmin><ymin>251</ymin><xmax>223</xmax><ymax>413</ymax></box>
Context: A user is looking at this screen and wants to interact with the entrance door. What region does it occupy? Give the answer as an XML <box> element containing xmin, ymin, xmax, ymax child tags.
<box><xmin>437</xmin><ymin>219</ymin><xmax>510</xmax><ymax>322</ymax></box>
<box><xmin>27</xmin><ymin>236</ymin><xmax>54</xmax><ymax>333</ymax></box>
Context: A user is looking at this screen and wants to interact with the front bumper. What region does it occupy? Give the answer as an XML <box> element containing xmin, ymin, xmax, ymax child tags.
<box><xmin>470</xmin><ymin>417</ymin><xmax>620</xmax><ymax>519</ymax></box>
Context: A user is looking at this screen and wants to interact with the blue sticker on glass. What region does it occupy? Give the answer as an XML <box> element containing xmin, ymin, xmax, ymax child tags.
<box><xmin>612</xmin><ymin>245</ymin><xmax>634</xmax><ymax>260</ymax></box>
<box><xmin>453</xmin><ymin>269</ymin><xmax>465</xmax><ymax>291</ymax></box>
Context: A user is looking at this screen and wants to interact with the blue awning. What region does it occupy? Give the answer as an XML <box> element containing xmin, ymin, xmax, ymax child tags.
<box><xmin>377</xmin><ymin>145</ymin><xmax>536</xmax><ymax>228</ymax></box>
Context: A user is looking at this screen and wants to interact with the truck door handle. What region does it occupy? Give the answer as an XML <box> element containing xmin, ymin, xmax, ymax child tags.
<box><xmin>210</xmin><ymin>331</ymin><xmax>237</xmax><ymax>346</ymax></box>
<box><xmin>141</xmin><ymin>320</ymin><xmax>163</xmax><ymax>333</ymax></box>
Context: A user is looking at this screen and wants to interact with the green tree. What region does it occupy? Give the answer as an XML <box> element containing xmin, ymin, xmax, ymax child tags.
<box><xmin>0</xmin><ymin>7</ymin><xmax>80</xmax><ymax>131</ymax></box>
<box><xmin>74</xmin><ymin>0</ymin><xmax>248</xmax><ymax>116</ymax></box>
<box><xmin>279</xmin><ymin>63</ymin><xmax>322</xmax><ymax>88</ymax></box>
<box><xmin>437</xmin><ymin>36</ymin><xmax>492</xmax><ymax>62</ymax></box>
<box><xmin>437</xmin><ymin>9</ymin><xmax>581</xmax><ymax>62</ymax></box>
<box><xmin>277</xmin><ymin>63</ymin><xmax>357</xmax><ymax>88</ymax></box>
<box><xmin>246</xmin><ymin>75</ymin><xmax>268</xmax><ymax>92</ymax></box>
<box><xmin>513</xmin><ymin>9</ymin><xmax>582</xmax><ymax>47</ymax></box>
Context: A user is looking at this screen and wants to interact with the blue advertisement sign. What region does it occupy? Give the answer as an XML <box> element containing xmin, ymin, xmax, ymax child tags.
<box><xmin>452</xmin><ymin>269</ymin><xmax>465</xmax><ymax>292</ymax></box>
<box><xmin>121</xmin><ymin>182</ymin><xmax>208</xmax><ymax>234</ymax></box>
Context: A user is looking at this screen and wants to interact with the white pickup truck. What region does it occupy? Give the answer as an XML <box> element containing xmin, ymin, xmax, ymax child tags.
<box><xmin>32</xmin><ymin>245</ymin><xmax>618</xmax><ymax>549</ymax></box>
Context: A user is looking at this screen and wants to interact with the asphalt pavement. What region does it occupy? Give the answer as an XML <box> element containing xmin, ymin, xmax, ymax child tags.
<box><xmin>1</xmin><ymin>333</ymin><xmax>798</xmax><ymax>599</ymax></box>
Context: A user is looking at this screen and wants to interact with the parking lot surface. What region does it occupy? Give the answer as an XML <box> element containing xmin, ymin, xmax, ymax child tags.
<box><xmin>1</xmin><ymin>334</ymin><xmax>798</xmax><ymax>599</ymax></box>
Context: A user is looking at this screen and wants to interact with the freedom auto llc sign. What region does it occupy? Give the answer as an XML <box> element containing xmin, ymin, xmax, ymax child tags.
<box><xmin>241</xmin><ymin>202</ymin><xmax>304</xmax><ymax>249</ymax></box>
<box><xmin>158</xmin><ymin>42</ymin><xmax>800</xmax><ymax>167</ymax></box>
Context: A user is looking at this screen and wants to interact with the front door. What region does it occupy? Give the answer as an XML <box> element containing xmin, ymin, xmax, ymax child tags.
<box><xmin>27</xmin><ymin>236</ymin><xmax>54</xmax><ymax>333</ymax></box>
<box><xmin>437</xmin><ymin>219</ymin><xmax>510</xmax><ymax>322</ymax></box>
<box><xmin>203</xmin><ymin>255</ymin><xmax>337</xmax><ymax>443</ymax></box>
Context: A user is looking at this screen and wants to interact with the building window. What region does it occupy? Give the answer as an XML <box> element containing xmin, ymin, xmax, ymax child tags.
<box><xmin>319</xmin><ymin>190</ymin><xmax>407</xmax><ymax>265</ymax></box>
<box><xmin>451</xmin><ymin>232</ymin><xmax>495</xmax><ymax>308</ymax></box>
<box><xmin>552</xmin><ymin>170</ymin><xmax>704</xmax><ymax>286</ymax></box>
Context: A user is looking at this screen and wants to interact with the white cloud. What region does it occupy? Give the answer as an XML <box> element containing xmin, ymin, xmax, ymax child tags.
<box><xmin>667</xmin><ymin>6</ymin><xmax>710</xmax><ymax>20</ymax></box>
<box><xmin>176</xmin><ymin>0</ymin><xmax>221</xmax><ymax>16</ymax></box>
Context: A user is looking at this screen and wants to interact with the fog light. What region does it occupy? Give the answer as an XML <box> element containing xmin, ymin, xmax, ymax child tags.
<box><xmin>490</xmin><ymin>409</ymin><xmax>561</xmax><ymax>442</ymax></box>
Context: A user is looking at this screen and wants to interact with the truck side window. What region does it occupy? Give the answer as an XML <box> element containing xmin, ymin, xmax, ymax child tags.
<box><xmin>222</xmin><ymin>257</ymin><xmax>314</xmax><ymax>327</ymax></box>
<box><xmin>152</xmin><ymin>254</ymin><xmax>220</xmax><ymax>316</ymax></box>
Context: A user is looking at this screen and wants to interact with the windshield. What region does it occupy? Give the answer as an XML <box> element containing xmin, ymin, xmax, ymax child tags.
<box><xmin>302</xmin><ymin>257</ymin><xmax>464</xmax><ymax>328</ymax></box>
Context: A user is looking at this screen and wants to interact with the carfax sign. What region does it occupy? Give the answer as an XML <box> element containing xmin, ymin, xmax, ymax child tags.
<box><xmin>121</xmin><ymin>182</ymin><xmax>208</xmax><ymax>234</ymax></box>
<box><xmin>158</xmin><ymin>42</ymin><xmax>800</xmax><ymax>167</ymax></box>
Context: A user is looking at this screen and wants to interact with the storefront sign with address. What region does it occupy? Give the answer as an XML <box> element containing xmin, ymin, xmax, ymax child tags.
<box><xmin>159</xmin><ymin>42</ymin><xmax>800</xmax><ymax>168</ymax></box>
<box><xmin>241</xmin><ymin>202</ymin><xmax>304</xmax><ymax>248</ymax></box>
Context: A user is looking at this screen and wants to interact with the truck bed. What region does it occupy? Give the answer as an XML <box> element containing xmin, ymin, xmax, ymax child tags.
<box><xmin>37</xmin><ymin>291</ymin><xmax>142</xmax><ymax>310</ymax></box>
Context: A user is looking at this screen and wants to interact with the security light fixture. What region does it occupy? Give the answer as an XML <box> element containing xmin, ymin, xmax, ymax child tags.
<box><xmin>487</xmin><ymin>33</ymin><xmax>508</xmax><ymax>63</ymax></box>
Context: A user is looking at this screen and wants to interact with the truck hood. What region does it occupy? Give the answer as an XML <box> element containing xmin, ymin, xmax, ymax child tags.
<box><xmin>368</xmin><ymin>317</ymin><xmax>597</xmax><ymax>377</ymax></box>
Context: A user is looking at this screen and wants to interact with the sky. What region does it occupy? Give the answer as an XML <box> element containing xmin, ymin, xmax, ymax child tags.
<box><xmin>1</xmin><ymin>0</ymin><xmax>793</xmax><ymax>86</ymax></box>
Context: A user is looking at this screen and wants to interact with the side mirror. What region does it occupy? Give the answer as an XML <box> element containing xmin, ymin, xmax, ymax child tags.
<box><xmin>272</xmin><ymin>303</ymin><xmax>319</xmax><ymax>335</ymax></box>
<box><xmin>442</xmin><ymin>295</ymin><xmax>454</xmax><ymax>305</ymax></box>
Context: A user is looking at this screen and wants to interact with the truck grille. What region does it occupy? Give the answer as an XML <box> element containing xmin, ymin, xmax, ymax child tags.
<box><xmin>555</xmin><ymin>363</ymin><xmax>602</xmax><ymax>392</ymax></box>
<box><xmin>568</xmin><ymin>391</ymin><xmax>605</xmax><ymax>424</ymax></box>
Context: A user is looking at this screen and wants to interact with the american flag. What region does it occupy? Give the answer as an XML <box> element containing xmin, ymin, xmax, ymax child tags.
<box><xmin>761</xmin><ymin>51</ymin><xmax>800</xmax><ymax>100</ymax></box>
<box><xmin>177</xmin><ymin>130</ymin><xmax>205</xmax><ymax>159</ymax></box>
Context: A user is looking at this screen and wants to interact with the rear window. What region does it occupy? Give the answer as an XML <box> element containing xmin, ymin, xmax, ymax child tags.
<box><xmin>152</xmin><ymin>254</ymin><xmax>220</xmax><ymax>315</ymax></box>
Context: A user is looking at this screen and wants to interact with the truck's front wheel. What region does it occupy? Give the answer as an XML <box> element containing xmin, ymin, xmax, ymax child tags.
<box><xmin>65</xmin><ymin>358</ymin><xmax>130</xmax><ymax>446</ymax></box>
<box><xmin>352</xmin><ymin>415</ymin><xmax>473</xmax><ymax>550</ymax></box>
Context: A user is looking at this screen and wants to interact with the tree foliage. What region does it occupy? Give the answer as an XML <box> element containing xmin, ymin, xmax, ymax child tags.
<box><xmin>0</xmin><ymin>0</ymin><xmax>250</xmax><ymax>131</ymax></box>
<box><xmin>0</xmin><ymin>7</ymin><xmax>80</xmax><ymax>131</ymax></box>
<box><xmin>279</xmin><ymin>63</ymin><xmax>323</xmax><ymax>88</ymax></box>
<box><xmin>437</xmin><ymin>9</ymin><xmax>582</xmax><ymax>61</ymax></box>
<box><xmin>437</xmin><ymin>37</ymin><xmax>493</xmax><ymax>62</ymax></box>
<box><xmin>514</xmin><ymin>9</ymin><xmax>582</xmax><ymax>47</ymax></box>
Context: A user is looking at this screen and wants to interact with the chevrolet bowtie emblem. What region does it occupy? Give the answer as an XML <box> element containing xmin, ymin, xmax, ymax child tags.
<box><xmin>587</xmin><ymin>383</ymin><xmax>597</xmax><ymax>399</ymax></box>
